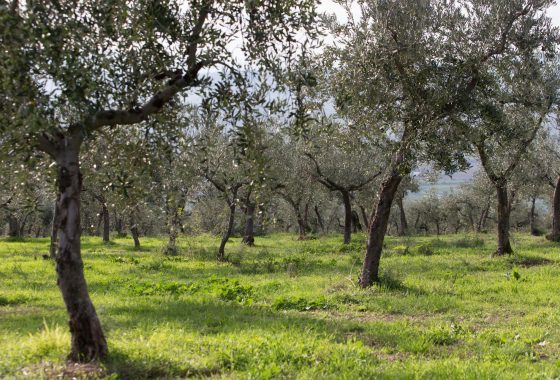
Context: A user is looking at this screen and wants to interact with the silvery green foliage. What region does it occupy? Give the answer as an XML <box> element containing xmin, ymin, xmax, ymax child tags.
<box><xmin>322</xmin><ymin>0</ymin><xmax>558</xmax><ymax>173</ymax></box>
<box><xmin>0</xmin><ymin>0</ymin><xmax>320</xmax><ymax>157</ymax></box>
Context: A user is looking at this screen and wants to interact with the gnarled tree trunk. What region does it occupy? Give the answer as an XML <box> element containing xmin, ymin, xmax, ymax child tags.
<box><xmin>55</xmin><ymin>139</ymin><xmax>107</xmax><ymax>361</ymax></box>
<box><xmin>548</xmin><ymin>176</ymin><xmax>560</xmax><ymax>242</ymax></box>
<box><xmin>360</xmin><ymin>153</ymin><xmax>406</xmax><ymax>287</ymax></box>
<box><xmin>495</xmin><ymin>183</ymin><xmax>513</xmax><ymax>255</ymax></box>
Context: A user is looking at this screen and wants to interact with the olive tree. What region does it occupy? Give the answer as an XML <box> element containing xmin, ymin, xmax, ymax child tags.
<box><xmin>0</xmin><ymin>0</ymin><xmax>318</xmax><ymax>361</ymax></box>
<box><xmin>324</xmin><ymin>0</ymin><xmax>558</xmax><ymax>286</ymax></box>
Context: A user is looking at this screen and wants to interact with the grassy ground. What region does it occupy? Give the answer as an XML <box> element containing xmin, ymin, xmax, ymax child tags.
<box><xmin>1</xmin><ymin>232</ymin><xmax>560</xmax><ymax>379</ymax></box>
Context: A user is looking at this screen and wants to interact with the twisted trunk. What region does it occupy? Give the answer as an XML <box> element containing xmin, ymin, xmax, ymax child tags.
<box><xmin>548</xmin><ymin>176</ymin><xmax>560</xmax><ymax>242</ymax></box>
<box><xmin>360</xmin><ymin>153</ymin><xmax>406</xmax><ymax>287</ymax></box>
<box><xmin>495</xmin><ymin>183</ymin><xmax>513</xmax><ymax>255</ymax></box>
<box><xmin>55</xmin><ymin>139</ymin><xmax>107</xmax><ymax>361</ymax></box>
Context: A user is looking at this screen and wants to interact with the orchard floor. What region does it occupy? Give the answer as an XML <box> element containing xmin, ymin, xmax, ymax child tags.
<box><xmin>1</xmin><ymin>233</ymin><xmax>560</xmax><ymax>379</ymax></box>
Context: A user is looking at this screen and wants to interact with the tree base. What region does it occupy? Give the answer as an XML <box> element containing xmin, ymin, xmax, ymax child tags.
<box><xmin>242</xmin><ymin>236</ymin><xmax>255</xmax><ymax>246</ymax></box>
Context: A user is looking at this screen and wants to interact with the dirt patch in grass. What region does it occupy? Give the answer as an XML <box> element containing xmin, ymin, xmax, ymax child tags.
<box><xmin>514</xmin><ymin>256</ymin><xmax>554</xmax><ymax>268</ymax></box>
<box><xmin>21</xmin><ymin>361</ymin><xmax>106</xmax><ymax>379</ymax></box>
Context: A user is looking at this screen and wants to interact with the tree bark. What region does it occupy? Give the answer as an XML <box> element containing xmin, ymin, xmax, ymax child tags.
<box><xmin>495</xmin><ymin>183</ymin><xmax>513</xmax><ymax>255</ymax></box>
<box><xmin>548</xmin><ymin>176</ymin><xmax>560</xmax><ymax>241</ymax></box>
<box><xmin>101</xmin><ymin>203</ymin><xmax>110</xmax><ymax>243</ymax></box>
<box><xmin>54</xmin><ymin>140</ymin><xmax>107</xmax><ymax>361</ymax></box>
<box><xmin>242</xmin><ymin>202</ymin><xmax>255</xmax><ymax>246</ymax></box>
<box><xmin>7</xmin><ymin>214</ymin><xmax>19</xmax><ymax>237</ymax></box>
<box><xmin>130</xmin><ymin>213</ymin><xmax>140</xmax><ymax>250</ymax></box>
<box><xmin>359</xmin><ymin>166</ymin><xmax>405</xmax><ymax>287</ymax></box>
<box><xmin>314</xmin><ymin>205</ymin><xmax>325</xmax><ymax>233</ymax></box>
<box><xmin>341</xmin><ymin>190</ymin><xmax>352</xmax><ymax>244</ymax></box>
<box><xmin>49</xmin><ymin>198</ymin><xmax>59</xmax><ymax>259</ymax></box>
<box><xmin>396</xmin><ymin>197</ymin><xmax>408</xmax><ymax>236</ymax></box>
<box><xmin>359</xmin><ymin>205</ymin><xmax>369</xmax><ymax>231</ymax></box>
<box><xmin>352</xmin><ymin>210</ymin><xmax>362</xmax><ymax>232</ymax></box>
<box><xmin>296</xmin><ymin>212</ymin><xmax>307</xmax><ymax>240</ymax></box>
<box><xmin>529</xmin><ymin>196</ymin><xmax>538</xmax><ymax>236</ymax></box>
<box><xmin>218</xmin><ymin>202</ymin><xmax>236</xmax><ymax>261</ymax></box>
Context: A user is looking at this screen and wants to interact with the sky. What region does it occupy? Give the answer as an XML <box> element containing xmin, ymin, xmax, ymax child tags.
<box><xmin>318</xmin><ymin>1</ymin><xmax>560</xmax><ymax>27</ymax></box>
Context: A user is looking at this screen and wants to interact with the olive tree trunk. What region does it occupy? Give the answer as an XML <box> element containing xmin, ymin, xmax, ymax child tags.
<box><xmin>359</xmin><ymin>156</ymin><xmax>406</xmax><ymax>287</ymax></box>
<box><xmin>341</xmin><ymin>190</ymin><xmax>352</xmax><ymax>244</ymax></box>
<box><xmin>529</xmin><ymin>196</ymin><xmax>538</xmax><ymax>236</ymax></box>
<box><xmin>396</xmin><ymin>197</ymin><xmax>408</xmax><ymax>236</ymax></box>
<box><xmin>548</xmin><ymin>176</ymin><xmax>560</xmax><ymax>242</ymax></box>
<box><xmin>130</xmin><ymin>214</ymin><xmax>140</xmax><ymax>250</ymax></box>
<box><xmin>242</xmin><ymin>202</ymin><xmax>255</xmax><ymax>246</ymax></box>
<box><xmin>49</xmin><ymin>198</ymin><xmax>59</xmax><ymax>259</ymax></box>
<box><xmin>218</xmin><ymin>202</ymin><xmax>236</xmax><ymax>261</ymax></box>
<box><xmin>55</xmin><ymin>141</ymin><xmax>107</xmax><ymax>361</ymax></box>
<box><xmin>495</xmin><ymin>183</ymin><xmax>513</xmax><ymax>255</ymax></box>
<box><xmin>101</xmin><ymin>203</ymin><xmax>110</xmax><ymax>243</ymax></box>
<box><xmin>7</xmin><ymin>214</ymin><xmax>19</xmax><ymax>237</ymax></box>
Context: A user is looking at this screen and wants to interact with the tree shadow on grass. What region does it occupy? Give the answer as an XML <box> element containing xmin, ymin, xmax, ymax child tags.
<box><xmin>104</xmin><ymin>349</ymin><xmax>221</xmax><ymax>380</ymax></box>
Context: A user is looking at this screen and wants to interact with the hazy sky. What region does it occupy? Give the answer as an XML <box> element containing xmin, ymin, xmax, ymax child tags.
<box><xmin>319</xmin><ymin>2</ymin><xmax>560</xmax><ymax>27</ymax></box>
<box><xmin>549</xmin><ymin>4</ymin><xmax>560</xmax><ymax>26</ymax></box>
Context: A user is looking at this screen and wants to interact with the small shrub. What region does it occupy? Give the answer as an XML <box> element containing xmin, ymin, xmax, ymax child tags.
<box><xmin>218</xmin><ymin>281</ymin><xmax>254</xmax><ymax>304</ymax></box>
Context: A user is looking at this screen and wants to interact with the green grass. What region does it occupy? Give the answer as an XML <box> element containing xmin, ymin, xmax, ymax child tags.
<box><xmin>1</xmin><ymin>232</ymin><xmax>560</xmax><ymax>379</ymax></box>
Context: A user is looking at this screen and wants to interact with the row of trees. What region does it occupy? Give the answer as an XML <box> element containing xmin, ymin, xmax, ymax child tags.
<box><xmin>2</xmin><ymin>0</ymin><xmax>560</xmax><ymax>363</ymax></box>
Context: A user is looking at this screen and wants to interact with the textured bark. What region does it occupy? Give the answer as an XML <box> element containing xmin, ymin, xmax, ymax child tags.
<box><xmin>495</xmin><ymin>183</ymin><xmax>513</xmax><ymax>255</ymax></box>
<box><xmin>396</xmin><ymin>197</ymin><xmax>408</xmax><ymax>236</ymax></box>
<box><xmin>359</xmin><ymin>205</ymin><xmax>369</xmax><ymax>231</ymax></box>
<box><xmin>101</xmin><ymin>203</ymin><xmax>110</xmax><ymax>243</ymax></box>
<box><xmin>242</xmin><ymin>202</ymin><xmax>255</xmax><ymax>246</ymax></box>
<box><xmin>218</xmin><ymin>202</ymin><xmax>236</xmax><ymax>261</ymax></box>
<box><xmin>314</xmin><ymin>205</ymin><xmax>325</xmax><ymax>233</ymax></box>
<box><xmin>296</xmin><ymin>212</ymin><xmax>307</xmax><ymax>240</ymax></box>
<box><xmin>529</xmin><ymin>196</ymin><xmax>538</xmax><ymax>236</ymax></box>
<box><xmin>55</xmin><ymin>140</ymin><xmax>107</xmax><ymax>361</ymax></box>
<box><xmin>130</xmin><ymin>214</ymin><xmax>140</xmax><ymax>250</ymax></box>
<box><xmin>7</xmin><ymin>214</ymin><xmax>19</xmax><ymax>237</ymax></box>
<box><xmin>352</xmin><ymin>210</ymin><xmax>362</xmax><ymax>232</ymax></box>
<box><xmin>360</xmin><ymin>169</ymin><xmax>404</xmax><ymax>287</ymax></box>
<box><xmin>165</xmin><ymin>206</ymin><xmax>181</xmax><ymax>255</ymax></box>
<box><xmin>548</xmin><ymin>176</ymin><xmax>560</xmax><ymax>242</ymax></box>
<box><xmin>341</xmin><ymin>190</ymin><xmax>352</xmax><ymax>244</ymax></box>
<box><xmin>49</xmin><ymin>198</ymin><xmax>59</xmax><ymax>259</ymax></box>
